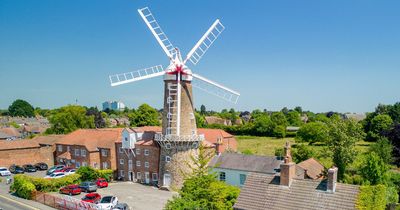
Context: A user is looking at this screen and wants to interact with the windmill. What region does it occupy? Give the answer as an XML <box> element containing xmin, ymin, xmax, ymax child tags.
<box><xmin>109</xmin><ymin>7</ymin><xmax>240</xmax><ymax>188</ymax></box>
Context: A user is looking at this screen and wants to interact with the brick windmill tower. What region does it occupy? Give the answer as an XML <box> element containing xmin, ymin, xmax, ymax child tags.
<box><xmin>109</xmin><ymin>7</ymin><xmax>240</xmax><ymax>189</ymax></box>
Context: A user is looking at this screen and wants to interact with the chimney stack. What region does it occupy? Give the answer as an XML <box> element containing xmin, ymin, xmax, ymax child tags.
<box><xmin>280</xmin><ymin>141</ymin><xmax>295</xmax><ymax>187</ymax></box>
<box><xmin>327</xmin><ymin>167</ymin><xmax>338</xmax><ymax>193</ymax></box>
<box><xmin>215</xmin><ymin>136</ymin><xmax>223</xmax><ymax>155</ymax></box>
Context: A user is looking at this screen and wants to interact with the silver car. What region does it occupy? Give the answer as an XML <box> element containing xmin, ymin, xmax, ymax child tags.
<box><xmin>79</xmin><ymin>181</ymin><xmax>97</xmax><ymax>192</ymax></box>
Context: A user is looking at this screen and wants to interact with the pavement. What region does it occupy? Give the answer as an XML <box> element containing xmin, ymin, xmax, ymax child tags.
<box><xmin>0</xmin><ymin>170</ymin><xmax>176</xmax><ymax>210</ymax></box>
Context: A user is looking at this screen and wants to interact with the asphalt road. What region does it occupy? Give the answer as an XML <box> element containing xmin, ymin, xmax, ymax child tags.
<box><xmin>0</xmin><ymin>194</ymin><xmax>39</xmax><ymax>210</ymax></box>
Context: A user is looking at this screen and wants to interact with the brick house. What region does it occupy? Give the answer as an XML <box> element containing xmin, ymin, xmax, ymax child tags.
<box><xmin>55</xmin><ymin>128</ymin><xmax>123</xmax><ymax>170</ymax></box>
<box><xmin>115</xmin><ymin>126</ymin><xmax>237</xmax><ymax>185</ymax></box>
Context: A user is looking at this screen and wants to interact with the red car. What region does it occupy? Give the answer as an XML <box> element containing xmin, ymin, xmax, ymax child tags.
<box><xmin>54</xmin><ymin>167</ymin><xmax>73</xmax><ymax>173</ymax></box>
<box><xmin>96</xmin><ymin>178</ymin><xmax>108</xmax><ymax>188</ymax></box>
<box><xmin>81</xmin><ymin>193</ymin><xmax>101</xmax><ymax>203</ymax></box>
<box><xmin>59</xmin><ymin>184</ymin><xmax>81</xmax><ymax>195</ymax></box>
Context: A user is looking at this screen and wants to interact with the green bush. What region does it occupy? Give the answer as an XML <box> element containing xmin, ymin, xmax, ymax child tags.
<box><xmin>76</xmin><ymin>166</ymin><xmax>99</xmax><ymax>181</ymax></box>
<box><xmin>11</xmin><ymin>175</ymin><xmax>36</xmax><ymax>199</ymax></box>
<box><xmin>98</xmin><ymin>169</ymin><xmax>113</xmax><ymax>182</ymax></box>
<box><xmin>356</xmin><ymin>184</ymin><xmax>387</xmax><ymax>210</ymax></box>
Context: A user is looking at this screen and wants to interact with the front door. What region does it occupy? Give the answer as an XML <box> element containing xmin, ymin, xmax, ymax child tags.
<box><xmin>163</xmin><ymin>173</ymin><xmax>171</xmax><ymax>187</ymax></box>
<box><xmin>129</xmin><ymin>171</ymin><xmax>133</xmax><ymax>181</ymax></box>
<box><xmin>145</xmin><ymin>172</ymin><xmax>150</xmax><ymax>184</ymax></box>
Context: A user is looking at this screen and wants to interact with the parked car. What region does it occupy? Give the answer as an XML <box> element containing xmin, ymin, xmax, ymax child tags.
<box><xmin>45</xmin><ymin>172</ymin><xmax>66</xmax><ymax>179</ymax></box>
<box><xmin>46</xmin><ymin>165</ymin><xmax>65</xmax><ymax>175</ymax></box>
<box><xmin>9</xmin><ymin>165</ymin><xmax>25</xmax><ymax>174</ymax></box>
<box><xmin>65</xmin><ymin>168</ymin><xmax>76</xmax><ymax>175</ymax></box>
<box><xmin>22</xmin><ymin>164</ymin><xmax>37</xmax><ymax>173</ymax></box>
<box><xmin>54</xmin><ymin>167</ymin><xmax>73</xmax><ymax>173</ymax></box>
<box><xmin>0</xmin><ymin>167</ymin><xmax>11</xmax><ymax>176</ymax></box>
<box><xmin>97</xmin><ymin>196</ymin><xmax>118</xmax><ymax>210</ymax></box>
<box><xmin>34</xmin><ymin>162</ymin><xmax>48</xmax><ymax>170</ymax></box>
<box><xmin>96</xmin><ymin>178</ymin><xmax>109</xmax><ymax>188</ymax></box>
<box><xmin>112</xmin><ymin>203</ymin><xmax>128</xmax><ymax>210</ymax></box>
<box><xmin>79</xmin><ymin>181</ymin><xmax>97</xmax><ymax>192</ymax></box>
<box><xmin>82</xmin><ymin>193</ymin><xmax>101</xmax><ymax>204</ymax></box>
<box><xmin>59</xmin><ymin>184</ymin><xmax>81</xmax><ymax>196</ymax></box>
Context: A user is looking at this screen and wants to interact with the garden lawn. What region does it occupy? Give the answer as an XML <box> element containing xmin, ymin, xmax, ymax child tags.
<box><xmin>236</xmin><ymin>135</ymin><xmax>373</xmax><ymax>168</ymax></box>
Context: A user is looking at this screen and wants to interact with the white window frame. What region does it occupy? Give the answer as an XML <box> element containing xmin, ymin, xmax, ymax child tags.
<box><xmin>240</xmin><ymin>174</ymin><xmax>247</xmax><ymax>185</ymax></box>
<box><xmin>120</xmin><ymin>170</ymin><xmax>124</xmax><ymax>177</ymax></box>
<box><xmin>119</xmin><ymin>147</ymin><xmax>123</xmax><ymax>153</ymax></box>
<box><xmin>165</xmin><ymin>156</ymin><xmax>171</xmax><ymax>162</ymax></box>
<box><xmin>102</xmin><ymin>162</ymin><xmax>108</xmax><ymax>169</ymax></box>
<box><xmin>102</xmin><ymin>149</ymin><xmax>108</xmax><ymax>157</ymax></box>
<box><xmin>165</xmin><ymin>143</ymin><xmax>171</xmax><ymax>150</ymax></box>
<box><xmin>152</xmin><ymin>173</ymin><xmax>158</xmax><ymax>181</ymax></box>
<box><xmin>67</xmin><ymin>146</ymin><xmax>70</xmax><ymax>152</ymax></box>
<box><xmin>136</xmin><ymin>161</ymin><xmax>141</xmax><ymax>167</ymax></box>
<box><xmin>137</xmin><ymin>172</ymin><xmax>141</xmax><ymax>180</ymax></box>
<box><xmin>219</xmin><ymin>172</ymin><xmax>226</xmax><ymax>182</ymax></box>
<box><xmin>128</xmin><ymin>160</ymin><xmax>133</xmax><ymax>170</ymax></box>
<box><xmin>120</xmin><ymin>159</ymin><xmax>124</xmax><ymax>165</ymax></box>
<box><xmin>57</xmin><ymin>145</ymin><xmax>62</xmax><ymax>152</ymax></box>
<box><xmin>136</xmin><ymin>148</ymin><xmax>141</xmax><ymax>155</ymax></box>
<box><xmin>144</xmin><ymin>149</ymin><xmax>149</xmax><ymax>156</ymax></box>
<box><xmin>75</xmin><ymin>149</ymin><xmax>80</xmax><ymax>156</ymax></box>
<box><xmin>81</xmin><ymin>149</ymin><xmax>86</xmax><ymax>157</ymax></box>
<box><xmin>76</xmin><ymin>161</ymin><xmax>81</xmax><ymax>168</ymax></box>
<box><xmin>145</xmin><ymin>162</ymin><xmax>149</xmax><ymax>168</ymax></box>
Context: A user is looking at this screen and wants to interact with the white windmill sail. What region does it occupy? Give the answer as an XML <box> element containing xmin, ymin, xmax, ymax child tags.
<box><xmin>184</xmin><ymin>19</ymin><xmax>225</xmax><ymax>65</ymax></box>
<box><xmin>138</xmin><ymin>7</ymin><xmax>177</xmax><ymax>58</ymax></box>
<box><xmin>192</xmin><ymin>73</ymin><xmax>240</xmax><ymax>104</ymax></box>
<box><xmin>109</xmin><ymin>65</ymin><xmax>164</xmax><ymax>86</ymax></box>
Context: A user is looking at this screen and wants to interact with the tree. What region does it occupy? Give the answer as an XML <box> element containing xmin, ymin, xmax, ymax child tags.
<box><xmin>366</xmin><ymin>114</ymin><xmax>393</xmax><ymax>141</ymax></box>
<box><xmin>129</xmin><ymin>104</ymin><xmax>160</xmax><ymax>127</ymax></box>
<box><xmin>281</xmin><ymin>107</ymin><xmax>289</xmax><ymax>115</ymax></box>
<box><xmin>273</xmin><ymin>125</ymin><xmax>286</xmax><ymax>138</ymax></box>
<box><xmin>385</xmin><ymin>123</ymin><xmax>400</xmax><ymax>166</ymax></box>
<box><xmin>369</xmin><ymin>137</ymin><xmax>393</xmax><ymax>164</ymax></box>
<box><xmin>271</xmin><ymin>112</ymin><xmax>287</xmax><ymax>127</ymax></box>
<box><xmin>286</xmin><ymin>111</ymin><xmax>303</xmax><ymax>126</ymax></box>
<box><xmin>86</xmin><ymin>107</ymin><xmax>106</xmax><ymax>128</ymax></box>
<box><xmin>253</xmin><ymin>114</ymin><xmax>274</xmax><ymax>136</ymax></box>
<box><xmin>165</xmin><ymin>144</ymin><xmax>240</xmax><ymax>210</ymax></box>
<box><xmin>360</xmin><ymin>152</ymin><xmax>389</xmax><ymax>185</ymax></box>
<box><xmin>195</xmin><ymin>112</ymin><xmax>206</xmax><ymax>128</ymax></box>
<box><xmin>296</xmin><ymin>122</ymin><xmax>329</xmax><ymax>144</ymax></box>
<box><xmin>8</xmin><ymin>99</ymin><xmax>35</xmax><ymax>117</ymax></box>
<box><xmin>200</xmin><ymin>105</ymin><xmax>206</xmax><ymax>115</ymax></box>
<box><xmin>388</xmin><ymin>102</ymin><xmax>400</xmax><ymax>123</ymax></box>
<box><xmin>294</xmin><ymin>106</ymin><xmax>303</xmax><ymax>114</ymax></box>
<box><xmin>292</xmin><ymin>144</ymin><xmax>316</xmax><ymax>163</ymax></box>
<box><xmin>326</xmin><ymin>119</ymin><xmax>365</xmax><ymax>180</ymax></box>
<box><xmin>46</xmin><ymin>105</ymin><xmax>95</xmax><ymax>134</ymax></box>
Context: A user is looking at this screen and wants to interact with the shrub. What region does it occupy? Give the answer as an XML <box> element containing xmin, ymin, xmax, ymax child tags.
<box><xmin>98</xmin><ymin>169</ymin><xmax>113</xmax><ymax>182</ymax></box>
<box><xmin>76</xmin><ymin>166</ymin><xmax>99</xmax><ymax>181</ymax></box>
<box><xmin>356</xmin><ymin>185</ymin><xmax>387</xmax><ymax>210</ymax></box>
<box><xmin>11</xmin><ymin>175</ymin><xmax>36</xmax><ymax>199</ymax></box>
<box><xmin>292</xmin><ymin>144</ymin><xmax>316</xmax><ymax>163</ymax></box>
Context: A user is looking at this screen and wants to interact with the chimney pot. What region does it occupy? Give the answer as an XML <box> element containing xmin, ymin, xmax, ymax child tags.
<box><xmin>327</xmin><ymin>167</ymin><xmax>338</xmax><ymax>193</ymax></box>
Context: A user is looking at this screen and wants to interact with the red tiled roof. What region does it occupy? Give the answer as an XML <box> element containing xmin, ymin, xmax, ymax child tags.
<box><xmin>57</xmin><ymin>128</ymin><xmax>123</xmax><ymax>152</ymax></box>
<box><xmin>297</xmin><ymin>158</ymin><xmax>325</xmax><ymax>179</ymax></box>
<box><xmin>31</xmin><ymin>135</ymin><xmax>65</xmax><ymax>146</ymax></box>
<box><xmin>0</xmin><ymin>127</ymin><xmax>21</xmax><ymax>137</ymax></box>
<box><xmin>0</xmin><ymin>140</ymin><xmax>40</xmax><ymax>150</ymax></box>
<box><xmin>58</xmin><ymin>151</ymin><xmax>72</xmax><ymax>159</ymax></box>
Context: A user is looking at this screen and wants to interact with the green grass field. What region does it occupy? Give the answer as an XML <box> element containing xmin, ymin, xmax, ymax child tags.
<box><xmin>236</xmin><ymin>135</ymin><xmax>373</xmax><ymax>168</ymax></box>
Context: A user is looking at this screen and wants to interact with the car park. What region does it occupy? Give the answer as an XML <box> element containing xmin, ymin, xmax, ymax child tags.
<box><xmin>45</xmin><ymin>172</ymin><xmax>66</xmax><ymax>179</ymax></box>
<box><xmin>112</xmin><ymin>203</ymin><xmax>129</xmax><ymax>210</ymax></box>
<box><xmin>9</xmin><ymin>165</ymin><xmax>25</xmax><ymax>174</ymax></box>
<box><xmin>46</xmin><ymin>165</ymin><xmax>65</xmax><ymax>175</ymax></box>
<box><xmin>97</xmin><ymin>195</ymin><xmax>118</xmax><ymax>210</ymax></box>
<box><xmin>0</xmin><ymin>167</ymin><xmax>12</xmax><ymax>176</ymax></box>
<box><xmin>81</xmin><ymin>193</ymin><xmax>101</xmax><ymax>204</ymax></box>
<box><xmin>23</xmin><ymin>164</ymin><xmax>37</xmax><ymax>172</ymax></box>
<box><xmin>96</xmin><ymin>178</ymin><xmax>109</xmax><ymax>188</ymax></box>
<box><xmin>34</xmin><ymin>162</ymin><xmax>48</xmax><ymax>170</ymax></box>
<box><xmin>79</xmin><ymin>181</ymin><xmax>97</xmax><ymax>192</ymax></box>
<box><xmin>59</xmin><ymin>184</ymin><xmax>81</xmax><ymax>196</ymax></box>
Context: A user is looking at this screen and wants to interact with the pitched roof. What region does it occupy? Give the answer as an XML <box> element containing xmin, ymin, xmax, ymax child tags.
<box><xmin>297</xmin><ymin>158</ymin><xmax>325</xmax><ymax>179</ymax></box>
<box><xmin>131</xmin><ymin>126</ymin><xmax>162</xmax><ymax>133</ymax></box>
<box><xmin>209</xmin><ymin>153</ymin><xmax>281</xmax><ymax>174</ymax></box>
<box><xmin>234</xmin><ymin>173</ymin><xmax>359</xmax><ymax>210</ymax></box>
<box><xmin>31</xmin><ymin>135</ymin><xmax>65</xmax><ymax>146</ymax></box>
<box><xmin>58</xmin><ymin>151</ymin><xmax>72</xmax><ymax>159</ymax></box>
<box><xmin>197</xmin><ymin>128</ymin><xmax>233</xmax><ymax>142</ymax></box>
<box><xmin>0</xmin><ymin>127</ymin><xmax>21</xmax><ymax>137</ymax></box>
<box><xmin>0</xmin><ymin>139</ymin><xmax>40</xmax><ymax>150</ymax></box>
<box><xmin>56</xmin><ymin>128</ymin><xmax>123</xmax><ymax>152</ymax></box>
<box><xmin>135</xmin><ymin>140</ymin><xmax>157</xmax><ymax>146</ymax></box>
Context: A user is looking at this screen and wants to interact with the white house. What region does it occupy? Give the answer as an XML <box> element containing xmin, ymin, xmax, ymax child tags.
<box><xmin>208</xmin><ymin>153</ymin><xmax>282</xmax><ymax>187</ymax></box>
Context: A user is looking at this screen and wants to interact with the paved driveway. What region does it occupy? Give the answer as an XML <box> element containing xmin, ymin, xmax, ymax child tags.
<box><xmin>54</xmin><ymin>182</ymin><xmax>176</xmax><ymax>210</ymax></box>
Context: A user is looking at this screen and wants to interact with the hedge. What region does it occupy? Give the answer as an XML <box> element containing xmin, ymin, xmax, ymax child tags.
<box><xmin>76</xmin><ymin>166</ymin><xmax>113</xmax><ymax>182</ymax></box>
<box><xmin>10</xmin><ymin>174</ymin><xmax>81</xmax><ymax>199</ymax></box>
<box><xmin>356</xmin><ymin>184</ymin><xmax>387</xmax><ymax>210</ymax></box>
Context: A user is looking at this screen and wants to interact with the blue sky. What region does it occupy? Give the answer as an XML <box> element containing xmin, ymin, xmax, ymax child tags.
<box><xmin>1</xmin><ymin>0</ymin><xmax>399</xmax><ymax>113</ymax></box>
